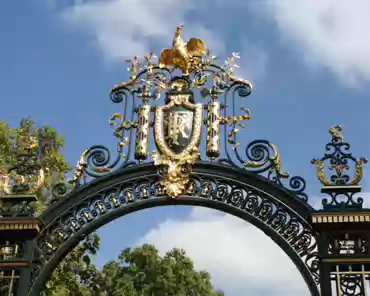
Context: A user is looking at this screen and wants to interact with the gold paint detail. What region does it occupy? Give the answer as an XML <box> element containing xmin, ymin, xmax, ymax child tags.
<box><xmin>68</xmin><ymin>148</ymin><xmax>89</xmax><ymax>185</ymax></box>
<box><xmin>329</xmin><ymin>125</ymin><xmax>344</xmax><ymax>142</ymax></box>
<box><xmin>152</xmin><ymin>93</ymin><xmax>202</xmax><ymax>197</ymax></box>
<box><xmin>0</xmin><ymin>195</ymin><xmax>37</xmax><ymax>200</ymax></box>
<box><xmin>110</xmin><ymin>113</ymin><xmax>137</xmax><ymax>138</ymax></box>
<box><xmin>0</xmin><ymin>137</ymin><xmax>45</xmax><ymax>195</ymax></box>
<box><xmin>220</xmin><ymin>107</ymin><xmax>251</xmax><ymax>147</ymax></box>
<box><xmin>0</xmin><ymin>220</ymin><xmax>41</xmax><ymax>232</ymax></box>
<box><xmin>111</xmin><ymin>52</ymin><xmax>158</xmax><ymax>92</ymax></box>
<box><xmin>135</xmin><ymin>104</ymin><xmax>151</xmax><ymax>160</ymax></box>
<box><xmin>312</xmin><ymin>125</ymin><xmax>368</xmax><ymax>187</ymax></box>
<box><xmin>111</xmin><ymin>28</ymin><xmax>252</xmax><ymax>94</ymax></box>
<box><xmin>68</xmin><ymin>220</ymin><xmax>80</xmax><ymax>232</ymax></box>
<box><xmin>312</xmin><ymin>212</ymin><xmax>370</xmax><ymax>224</ymax></box>
<box><xmin>311</xmin><ymin>159</ymin><xmax>327</xmax><ymax>186</ymax></box>
<box><xmin>170</xmin><ymin>79</ymin><xmax>189</xmax><ymax>91</ymax></box>
<box><xmin>111</xmin><ymin>194</ymin><xmax>119</xmax><ymax>207</ymax></box>
<box><xmin>0</xmin><ymin>262</ymin><xmax>30</xmax><ymax>268</ymax></box>
<box><xmin>91</xmin><ymin>25</ymin><xmax>257</xmax><ymax>193</ymax></box>
<box><xmin>158</xmin><ymin>24</ymin><xmax>207</xmax><ymax>75</ymax></box>
<box><xmin>243</xmin><ymin>142</ymin><xmax>290</xmax><ymax>178</ymax></box>
<box><xmin>206</xmin><ymin>101</ymin><xmax>221</xmax><ymax>158</ymax></box>
<box><xmin>229</xmin><ymin>75</ymin><xmax>253</xmax><ymax>89</ymax></box>
<box><xmin>68</xmin><ymin>113</ymin><xmax>138</xmax><ymax>185</ymax></box>
<box><xmin>352</xmin><ymin>157</ymin><xmax>368</xmax><ymax>185</ymax></box>
<box><xmin>330</xmin><ymin>264</ymin><xmax>370</xmax><ymax>296</ymax></box>
<box><xmin>312</xmin><ymin>158</ymin><xmax>368</xmax><ymax>186</ymax></box>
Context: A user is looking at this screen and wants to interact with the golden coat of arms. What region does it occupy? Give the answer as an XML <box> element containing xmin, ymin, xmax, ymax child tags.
<box><xmin>152</xmin><ymin>79</ymin><xmax>203</xmax><ymax>197</ymax></box>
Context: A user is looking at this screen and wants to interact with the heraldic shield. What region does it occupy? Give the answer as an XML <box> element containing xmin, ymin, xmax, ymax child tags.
<box><xmin>154</xmin><ymin>93</ymin><xmax>203</xmax><ymax>159</ymax></box>
<box><xmin>152</xmin><ymin>90</ymin><xmax>203</xmax><ymax>197</ymax></box>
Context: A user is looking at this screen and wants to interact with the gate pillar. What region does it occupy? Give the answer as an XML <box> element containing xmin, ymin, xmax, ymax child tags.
<box><xmin>311</xmin><ymin>125</ymin><xmax>370</xmax><ymax>296</ymax></box>
<box><xmin>0</xmin><ymin>136</ymin><xmax>44</xmax><ymax>296</ymax></box>
<box><xmin>0</xmin><ymin>195</ymin><xmax>41</xmax><ymax>296</ymax></box>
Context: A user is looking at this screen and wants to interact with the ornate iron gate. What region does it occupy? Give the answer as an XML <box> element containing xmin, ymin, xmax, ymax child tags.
<box><xmin>0</xmin><ymin>25</ymin><xmax>369</xmax><ymax>296</ymax></box>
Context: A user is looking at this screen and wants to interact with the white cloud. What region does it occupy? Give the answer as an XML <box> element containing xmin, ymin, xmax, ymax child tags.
<box><xmin>137</xmin><ymin>207</ymin><xmax>310</xmax><ymax>296</ymax></box>
<box><xmin>263</xmin><ymin>0</ymin><xmax>370</xmax><ymax>86</ymax></box>
<box><xmin>49</xmin><ymin>0</ymin><xmax>267</xmax><ymax>82</ymax></box>
<box><xmin>58</xmin><ymin>0</ymin><xmax>224</xmax><ymax>61</ymax></box>
<box><xmin>236</xmin><ymin>43</ymin><xmax>268</xmax><ymax>85</ymax></box>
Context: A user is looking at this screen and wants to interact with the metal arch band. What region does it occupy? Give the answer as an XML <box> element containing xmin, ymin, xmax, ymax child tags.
<box><xmin>3</xmin><ymin>25</ymin><xmax>369</xmax><ymax>296</ymax></box>
<box><xmin>28</xmin><ymin>162</ymin><xmax>320</xmax><ymax>296</ymax></box>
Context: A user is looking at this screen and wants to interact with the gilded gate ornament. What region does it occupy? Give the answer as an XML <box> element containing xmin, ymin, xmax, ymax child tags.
<box><xmin>9</xmin><ymin>23</ymin><xmax>370</xmax><ymax>296</ymax></box>
<box><xmin>312</xmin><ymin>125</ymin><xmax>367</xmax><ymax>187</ymax></box>
<box><xmin>152</xmin><ymin>80</ymin><xmax>203</xmax><ymax>197</ymax></box>
<box><xmin>63</xmin><ymin>24</ymin><xmax>304</xmax><ymax>200</ymax></box>
<box><xmin>0</xmin><ymin>135</ymin><xmax>45</xmax><ymax>196</ymax></box>
<box><xmin>312</xmin><ymin>125</ymin><xmax>368</xmax><ymax>209</ymax></box>
<box><xmin>158</xmin><ymin>24</ymin><xmax>207</xmax><ymax>75</ymax></box>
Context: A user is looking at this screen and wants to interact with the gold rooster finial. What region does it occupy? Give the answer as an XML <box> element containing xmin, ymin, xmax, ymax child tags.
<box><xmin>159</xmin><ymin>24</ymin><xmax>207</xmax><ymax>75</ymax></box>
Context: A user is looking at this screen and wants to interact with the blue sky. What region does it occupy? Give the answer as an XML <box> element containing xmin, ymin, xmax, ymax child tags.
<box><xmin>2</xmin><ymin>1</ymin><xmax>370</xmax><ymax>295</ymax></box>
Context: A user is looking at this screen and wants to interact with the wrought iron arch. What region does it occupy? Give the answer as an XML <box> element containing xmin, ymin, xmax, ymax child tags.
<box><xmin>2</xmin><ymin>25</ymin><xmax>370</xmax><ymax>296</ymax></box>
<box><xmin>29</xmin><ymin>161</ymin><xmax>320</xmax><ymax>296</ymax></box>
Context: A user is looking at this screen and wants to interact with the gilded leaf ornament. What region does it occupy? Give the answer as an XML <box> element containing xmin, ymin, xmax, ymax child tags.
<box><xmin>312</xmin><ymin>125</ymin><xmax>368</xmax><ymax>187</ymax></box>
<box><xmin>0</xmin><ymin>135</ymin><xmax>45</xmax><ymax>195</ymax></box>
<box><xmin>63</xmin><ymin>24</ymin><xmax>307</xmax><ymax>200</ymax></box>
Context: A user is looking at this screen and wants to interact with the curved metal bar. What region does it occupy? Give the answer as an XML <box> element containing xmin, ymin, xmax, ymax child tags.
<box><xmin>224</xmin><ymin>82</ymin><xmax>252</xmax><ymax>161</ymax></box>
<box><xmin>110</xmin><ymin>87</ymin><xmax>132</xmax><ymax>165</ymax></box>
<box><xmin>67</xmin><ymin>89</ymin><xmax>137</xmax><ymax>185</ymax></box>
<box><xmin>30</xmin><ymin>162</ymin><xmax>318</xmax><ymax>296</ymax></box>
<box><xmin>124</xmin><ymin>90</ymin><xmax>136</xmax><ymax>165</ymax></box>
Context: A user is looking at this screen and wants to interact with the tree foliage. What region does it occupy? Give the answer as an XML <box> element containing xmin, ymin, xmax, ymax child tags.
<box><xmin>0</xmin><ymin>119</ymin><xmax>224</xmax><ymax>295</ymax></box>
<box><xmin>0</xmin><ymin>118</ymin><xmax>99</xmax><ymax>295</ymax></box>
<box><xmin>0</xmin><ymin>118</ymin><xmax>70</xmax><ymax>212</ymax></box>
<box><xmin>92</xmin><ymin>244</ymin><xmax>224</xmax><ymax>296</ymax></box>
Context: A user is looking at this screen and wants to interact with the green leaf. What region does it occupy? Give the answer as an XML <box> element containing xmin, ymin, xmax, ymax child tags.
<box><xmin>82</xmin><ymin>255</ymin><xmax>91</xmax><ymax>265</ymax></box>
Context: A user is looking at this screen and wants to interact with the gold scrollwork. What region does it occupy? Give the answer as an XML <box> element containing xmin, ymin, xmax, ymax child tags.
<box><xmin>110</xmin><ymin>52</ymin><xmax>158</xmax><ymax>93</ymax></box>
<box><xmin>351</xmin><ymin>157</ymin><xmax>368</xmax><ymax>185</ymax></box>
<box><xmin>68</xmin><ymin>113</ymin><xmax>138</xmax><ymax>185</ymax></box>
<box><xmin>269</xmin><ymin>143</ymin><xmax>290</xmax><ymax>178</ymax></box>
<box><xmin>0</xmin><ymin>137</ymin><xmax>45</xmax><ymax>195</ymax></box>
<box><xmin>220</xmin><ymin>107</ymin><xmax>251</xmax><ymax>146</ymax></box>
<box><xmin>311</xmin><ymin>157</ymin><xmax>368</xmax><ymax>186</ymax></box>
<box><xmin>152</xmin><ymin>148</ymin><xmax>200</xmax><ymax>197</ymax></box>
<box><xmin>103</xmin><ymin>24</ymin><xmax>260</xmax><ymax>198</ymax></box>
<box><xmin>244</xmin><ymin>142</ymin><xmax>289</xmax><ymax>178</ymax></box>
<box><xmin>68</xmin><ymin>148</ymin><xmax>113</xmax><ymax>185</ymax></box>
<box><xmin>311</xmin><ymin>159</ymin><xmax>331</xmax><ymax>186</ymax></box>
<box><xmin>68</xmin><ymin>149</ymin><xmax>89</xmax><ymax>185</ymax></box>
<box><xmin>0</xmin><ymin>168</ymin><xmax>45</xmax><ymax>195</ymax></box>
<box><xmin>312</xmin><ymin>125</ymin><xmax>368</xmax><ymax>187</ymax></box>
<box><xmin>109</xmin><ymin>113</ymin><xmax>137</xmax><ymax>139</ymax></box>
<box><xmin>229</xmin><ymin>75</ymin><xmax>253</xmax><ymax>90</ymax></box>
